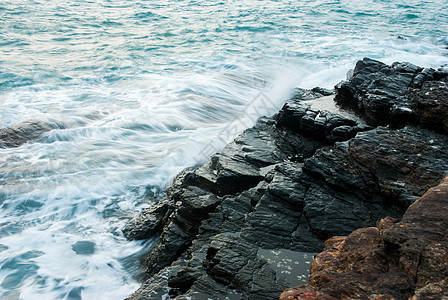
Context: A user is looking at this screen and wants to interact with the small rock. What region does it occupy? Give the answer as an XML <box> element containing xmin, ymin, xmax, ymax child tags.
<box><xmin>72</xmin><ymin>241</ymin><xmax>95</xmax><ymax>255</ymax></box>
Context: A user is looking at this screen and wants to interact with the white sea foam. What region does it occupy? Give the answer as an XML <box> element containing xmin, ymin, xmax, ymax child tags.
<box><xmin>0</xmin><ymin>0</ymin><xmax>447</xmax><ymax>298</ymax></box>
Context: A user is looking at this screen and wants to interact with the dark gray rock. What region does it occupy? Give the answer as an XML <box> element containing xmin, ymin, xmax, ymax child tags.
<box><xmin>179</xmin><ymin>118</ymin><xmax>284</xmax><ymax>196</ymax></box>
<box><xmin>276</xmin><ymin>99</ymin><xmax>366</xmax><ymax>143</ymax></box>
<box><xmin>123</xmin><ymin>200</ymin><xmax>171</xmax><ymax>240</ymax></box>
<box><xmin>141</xmin><ymin>185</ymin><xmax>220</xmax><ymax>277</ymax></box>
<box><xmin>335</xmin><ymin>57</ymin><xmax>448</xmax><ymax>131</ymax></box>
<box><xmin>204</xmin><ymin>234</ymin><xmax>286</xmax><ymax>300</ymax></box>
<box><xmin>409</xmin><ymin>76</ymin><xmax>448</xmax><ymax>133</ymax></box>
<box><xmin>290</xmin><ymin>87</ymin><xmax>333</xmax><ymax>101</ymax></box>
<box><xmin>126</xmin><ymin>265</ymin><xmax>180</xmax><ymax>300</ymax></box>
<box><xmin>125</xmin><ymin>59</ymin><xmax>448</xmax><ymax>300</ymax></box>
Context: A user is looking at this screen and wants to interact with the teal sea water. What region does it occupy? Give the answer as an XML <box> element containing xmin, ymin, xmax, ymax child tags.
<box><xmin>0</xmin><ymin>0</ymin><xmax>447</xmax><ymax>298</ymax></box>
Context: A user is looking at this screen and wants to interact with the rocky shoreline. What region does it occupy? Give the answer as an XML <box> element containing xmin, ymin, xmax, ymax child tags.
<box><xmin>123</xmin><ymin>58</ymin><xmax>448</xmax><ymax>299</ymax></box>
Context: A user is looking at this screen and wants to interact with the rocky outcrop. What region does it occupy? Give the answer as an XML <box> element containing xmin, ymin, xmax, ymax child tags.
<box><xmin>124</xmin><ymin>58</ymin><xmax>448</xmax><ymax>299</ymax></box>
<box><xmin>335</xmin><ymin>57</ymin><xmax>448</xmax><ymax>132</ymax></box>
<box><xmin>280</xmin><ymin>174</ymin><xmax>448</xmax><ymax>300</ymax></box>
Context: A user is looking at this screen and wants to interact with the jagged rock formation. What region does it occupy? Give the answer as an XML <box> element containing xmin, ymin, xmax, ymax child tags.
<box><xmin>335</xmin><ymin>57</ymin><xmax>448</xmax><ymax>132</ymax></box>
<box><xmin>280</xmin><ymin>174</ymin><xmax>448</xmax><ymax>300</ymax></box>
<box><xmin>124</xmin><ymin>58</ymin><xmax>448</xmax><ymax>299</ymax></box>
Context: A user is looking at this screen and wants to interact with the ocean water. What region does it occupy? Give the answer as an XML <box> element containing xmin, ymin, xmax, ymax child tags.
<box><xmin>0</xmin><ymin>0</ymin><xmax>447</xmax><ymax>299</ymax></box>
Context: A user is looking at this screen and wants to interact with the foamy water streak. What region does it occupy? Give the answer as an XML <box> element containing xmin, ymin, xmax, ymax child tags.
<box><xmin>1</xmin><ymin>0</ymin><xmax>447</xmax><ymax>298</ymax></box>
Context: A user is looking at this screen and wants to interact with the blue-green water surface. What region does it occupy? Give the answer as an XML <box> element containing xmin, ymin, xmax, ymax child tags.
<box><xmin>0</xmin><ymin>0</ymin><xmax>447</xmax><ymax>299</ymax></box>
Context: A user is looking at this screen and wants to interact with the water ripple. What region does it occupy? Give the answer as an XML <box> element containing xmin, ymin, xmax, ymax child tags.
<box><xmin>0</xmin><ymin>0</ymin><xmax>447</xmax><ymax>299</ymax></box>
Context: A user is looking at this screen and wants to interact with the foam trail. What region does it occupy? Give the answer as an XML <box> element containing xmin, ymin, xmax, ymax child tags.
<box><xmin>0</xmin><ymin>0</ymin><xmax>447</xmax><ymax>298</ymax></box>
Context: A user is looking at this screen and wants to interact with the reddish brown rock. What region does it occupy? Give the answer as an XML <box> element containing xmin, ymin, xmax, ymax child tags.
<box><xmin>281</xmin><ymin>175</ymin><xmax>448</xmax><ymax>300</ymax></box>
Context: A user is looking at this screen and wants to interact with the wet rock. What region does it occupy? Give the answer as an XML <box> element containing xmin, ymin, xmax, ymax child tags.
<box><xmin>335</xmin><ymin>57</ymin><xmax>448</xmax><ymax>130</ymax></box>
<box><xmin>123</xmin><ymin>200</ymin><xmax>171</xmax><ymax>240</ymax></box>
<box><xmin>142</xmin><ymin>186</ymin><xmax>220</xmax><ymax>277</ymax></box>
<box><xmin>193</xmin><ymin>154</ymin><xmax>263</xmax><ymax>196</ymax></box>
<box><xmin>204</xmin><ymin>235</ymin><xmax>288</xmax><ymax>300</ymax></box>
<box><xmin>129</xmin><ymin>123</ymin><xmax>448</xmax><ymax>299</ymax></box>
<box><xmin>180</xmin><ymin>118</ymin><xmax>283</xmax><ymax>196</ymax></box>
<box><xmin>126</xmin><ymin>59</ymin><xmax>448</xmax><ymax>299</ymax></box>
<box><xmin>304</xmin><ymin>126</ymin><xmax>448</xmax><ymax>205</ymax></box>
<box><xmin>126</xmin><ymin>265</ymin><xmax>180</xmax><ymax>300</ymax></box>
<box><xmin>72</xmin><ymin>241</ymin><xmax>95</xmax><ymax>255</ymax></box>
<box><xmin>0</xmin><ymin>120</ymin><xmax>61</xmax><ymax>148</ymax></box>
<box><xmin>409</xmin><ymin>77</ymin><xmax>448</xmax><ymax>133</ymax></box>
<box><xmin>276</xmin><ymin>101</ymin><xmax>364</xmax><ymax>143</ymax></box>
<box><xmin>281</xmin><ymin>174</ymin><xmax>448</xmax><ymax>299</ymax></box>
<box><xmin>311</xmin><ymin>87</ymin><xmax>334</xmax><ymax>96</ymax></box>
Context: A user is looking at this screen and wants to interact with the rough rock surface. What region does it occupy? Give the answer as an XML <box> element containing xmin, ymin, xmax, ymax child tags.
<box><xmin>335</xmin><ymin>57</ymin><xmax>448</xmax><ymax>132</ymax></box>
<box><xmin>124</xmin><ymin>59</ymin><xmax>448</xmax><ymax>299</ymax></box>
<box><xmin>280</xmin><ymin>174</ymin><xmax>448</xmax><ymax>300</ymax></box>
